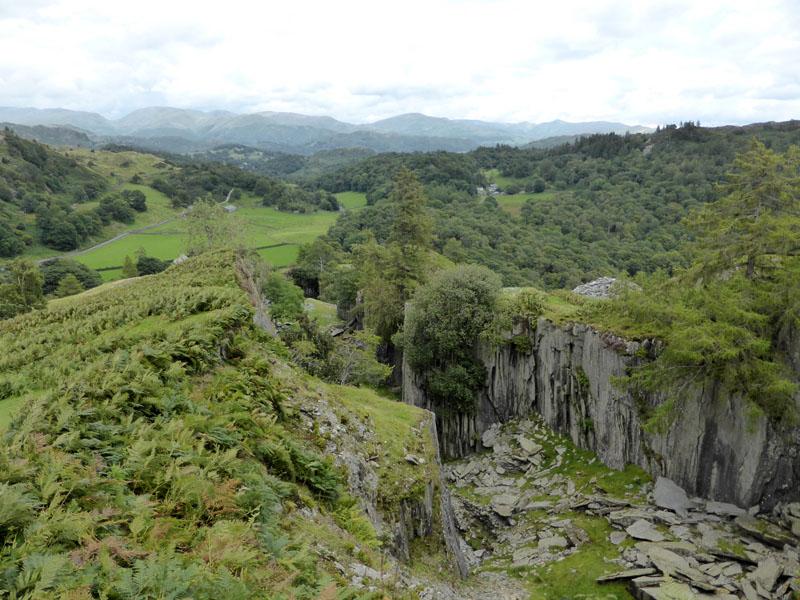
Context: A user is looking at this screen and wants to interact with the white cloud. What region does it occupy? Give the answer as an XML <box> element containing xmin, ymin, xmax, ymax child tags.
<box><xmin>0</xmin><ymin>0</ymin><xmax>797</xmax><ymax>125</ymax></box>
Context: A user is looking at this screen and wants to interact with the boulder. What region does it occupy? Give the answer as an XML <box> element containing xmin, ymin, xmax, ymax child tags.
<box><xmin>609</xmin><ymin>531</ymin><xmax>627</xmax><ymax>545</ymax></box>
<box><xmin>626</xmin><ymin>519</ymin><xmax>665</xmax><ymax>542</ymax></box>
<box><xmin>538</xmin><ymin>536</ymin><xmax>568</xmax><ymax>552</ymax></box>
<box><xmin>481</xmin><ymin>425</ymin><xmax>498</xmax><ymax>448</ymax></box>
<box><xmin>706</xmin><ymin>500</ymin><xmax>746</xmax><ymax>517</ymax></box>
<box><xmin>653</xmin><ymin>477</ymin><xmax>700</xmax><ymax>518</ymax></box>
<box><xmin>749</xmin><ymin>556</ymin><xmax>782</xmax><ymax>592</ymax></box>
<box><xmin>516</xmin><ymin>436</ymin><xmax>542</xmax><ymax>456</ymax></box>
<box><xmin>491</xmin><ymin>494</ymin><xmax>521</xmax><ymax>517</ymax></box>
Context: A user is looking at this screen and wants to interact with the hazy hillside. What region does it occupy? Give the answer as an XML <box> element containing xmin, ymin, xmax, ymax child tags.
<box><xmin>0</xmin><ymin>106</ymin><xmax>652</xmax><ymax>155</ymax></box>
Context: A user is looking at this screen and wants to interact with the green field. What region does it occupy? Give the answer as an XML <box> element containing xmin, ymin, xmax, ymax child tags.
<box><xmin>73</xmin><ymin>205</ymin><xmax>342</xmax><ymax>278</ymax></box>
<box><xmin>335</xmin><ymin>191</ymin><xmax>368</xmax><ymax>210</ymax></box>
<box><xmin>495</xmin><ymin>192</ymin><xmax>557</xmax><ymax>216</ymax></box>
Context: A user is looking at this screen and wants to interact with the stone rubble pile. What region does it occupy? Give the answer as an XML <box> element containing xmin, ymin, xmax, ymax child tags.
<box><xmin>446</xmin><ymin>418</ymin><xmax>800</xmax><ymax>600</ymax></box>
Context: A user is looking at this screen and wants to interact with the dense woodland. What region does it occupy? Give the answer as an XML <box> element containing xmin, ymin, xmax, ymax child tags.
<box><xmin>304</xmin><ymin>120</ymin><xmax>800</xmax><ymax>288</ymax></box>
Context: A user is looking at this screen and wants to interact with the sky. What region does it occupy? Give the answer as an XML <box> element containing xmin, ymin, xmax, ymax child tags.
<box><xmin>0</xmin><ymin>0</ymin><xmax>798</xmax><ymax>126</ymax></box>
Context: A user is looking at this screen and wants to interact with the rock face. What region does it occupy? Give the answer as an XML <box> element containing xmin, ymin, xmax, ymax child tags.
<box><xmin>403</xmin><ymin>317</ymin><xmax>800</xmax><ymax>509</ymax></box>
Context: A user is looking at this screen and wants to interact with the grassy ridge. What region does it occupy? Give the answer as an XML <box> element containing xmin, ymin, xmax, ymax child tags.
<box><xmin>0</xmin><ymin>250</ymin><xmax>440</xmax><ymax>598</ymax></box>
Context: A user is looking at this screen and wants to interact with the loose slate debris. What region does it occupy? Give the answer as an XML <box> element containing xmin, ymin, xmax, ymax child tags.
<box><xmin>445</xmin><ymin>416</ymin><xmax>800</xmax><ymax>599</ymax></box>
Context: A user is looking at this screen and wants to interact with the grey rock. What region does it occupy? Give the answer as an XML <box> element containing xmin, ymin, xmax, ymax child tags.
<box><xmin>706</xmin><ymin>501</ymin><xmax>746</xmax><ymax>517</ymax></box>
<box><xmin>653</xmin><ymin>477</ymin><xmax>700</xmax><ymax>518</ymax></box>
<box><xmin>516</xmin><ymin>436</ymin><xmax>542</xmax><ymax>456</ymax></box>
<box><xmin>609</xmin><ymin>531</ymin><xmax>627</xmax><ymax>545</ymax></box>
<box><xmin>572</xmin><ymin>276</ymin><xmax>631</xmax><ymax>299</ymax></box>
<box><xmin>609</xmin><ymin>509</ymin><xmax>653</xmax><ymax>528</ymax></box>
<box><xmin>511</xmin><ymin>546</ymin><xmax>539</xmax><ymax>567</ymax></box>
<box><xmin>482</xmin><ymin>425</ymin><xmax>499</xmax><ymax>448</ymax></box>
<box><xmin>626</xmin><ymin>519</ymin><xmax>665</xmax><ymax>542</ymax></box>
<box><xmin>750</xmin><ymin>557</ymin><xmax>782</xmax><ymax>592</ymax></box>
<box><xmin>538</xmin><ymin>536</ymin><xmax>568</xmax><ymax>551</ymax></box>
<box><xmin>404</xmin><ymin>315</ymin><xmax>800</xmax><ymax>510</ymax></box>
<box><xmin>352</xmin><ymin>563</ymin><xmax>383</xmax><ymax>580</ymax></box>
<box><xmin>404</xmin><ymin>453</ymin><xmax>426</xmax><ymax>465</ymax></box>
<box><xmin>491</xmin><ymin>494</ymin><xmax>521</xmax><ymax>517</ymax></box>
<box><xmin>735</xmin><ymin>513</ymin><xmax>796</xmax><ymax>548</ymax></box>
<box><xmin>596</xmin><ymin>567</ymin><xmax>656</xmax><ymax>582</ymax></box>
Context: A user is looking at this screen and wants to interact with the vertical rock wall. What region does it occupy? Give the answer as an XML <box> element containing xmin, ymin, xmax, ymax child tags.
<box><xmin>403</xmin><ymin>317</ymin><xmax>800</xmax><ymax>509</ymax></box>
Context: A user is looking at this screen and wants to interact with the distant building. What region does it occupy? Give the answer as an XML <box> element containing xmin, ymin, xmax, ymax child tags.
<box><xmin>223</xmin><ymin>205</ymin><xmax>237</xmax><ymax>213</ymax></box>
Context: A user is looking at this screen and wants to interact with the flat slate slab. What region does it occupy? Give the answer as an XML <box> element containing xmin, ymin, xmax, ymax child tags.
<box><xmin>596</xmin><ymin>567</ymin><xmax>656</xmax><ymax>582</ymax></box>
<box><xmin>653</xmin><ymin>477</ymin><xmax>700</xmax><ymax>518</ymax></box>
<box><xmin>626</xmin><ymin>519</ymin><xmax>665</xmax><ymax>542</ymax></box>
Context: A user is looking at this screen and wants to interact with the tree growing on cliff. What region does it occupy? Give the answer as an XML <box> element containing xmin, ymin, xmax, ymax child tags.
<box><xmin>686</xmin><ymin>139</ymin><xmax>800</xmax><ymax>280</ymax></box>
<box><xmin>399</xmin><ymin>264</ymin><xmax>501</xmax><ymax>414</ymax></box>
<box><xmin>600</xmin><ymin>141</ymin><xmax>800</xmax><ymax>426</ymax></box>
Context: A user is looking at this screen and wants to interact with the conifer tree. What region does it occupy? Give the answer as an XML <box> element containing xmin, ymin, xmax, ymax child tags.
<box><xmin>56</xmin><ymin>273</ymin><xmax>84</xmax><ymax>297</ymax></box>
<box><xmin>686</xmin><ymin>139</ymin><xmax>800</xmax><ymax>280</ymax></box>
<box><xmin>121</xmin><ymin>255</ymin><xmax>138</xmax><ymax>278</ymax></box>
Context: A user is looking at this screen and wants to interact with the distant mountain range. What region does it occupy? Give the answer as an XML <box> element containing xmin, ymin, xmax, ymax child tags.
<box><xmin>0</xmin><ymin>106</ymin><xmax>653</xmax><ymax>155</ymax></box>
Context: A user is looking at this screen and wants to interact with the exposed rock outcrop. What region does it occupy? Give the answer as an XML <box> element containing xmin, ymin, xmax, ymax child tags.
<box><xmin>403</xmin><ymin>317</ymin><xmax>800</xmax><ymax>509</ymax></box>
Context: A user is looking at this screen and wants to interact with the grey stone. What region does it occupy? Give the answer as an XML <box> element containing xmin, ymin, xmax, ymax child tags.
<box><xmin>491</xmin><ymin>494</ymin><xmax>521</xmax><ymax>517</ymax></box>
<box><xmin>609</xmin><ymin>531</ymin><xmax>627</xmax><ymax>545</ymax></box>
<box><xmin>482</xmin><ymin>425</ymin><xmax>498</xmax><ymax>448</ymax></box>
<box><xmin>706</xmin><ymin>501</ymin><xmax>746</xmax><ymax>517</ymax></box>
<box><xmin>750</xmin><ymin>557</ymin><xmax>782</xmax><ymax>592</ymax></box>
<box><xmin>595</xmin><ymin>567</ymin><xmax>656</xmax><ymax>582</ymax></box>
<box><xmin>653</xmin><ymin>477</ymin><xmax>700</xmax><ymax>518</ymax></box>
<box><xmin>735</xmin><ymin>513</ymin><xmax>796</xmax><ymax>548</ymax></box>
<box><xmin>404</xmin><ymin>315</ymin><xmax>800</xmax><ymax>510</ymax></box>
<box><xmin>404</xmin><ymin>453</ymin><xmax>425</xmax><ymax>465</ymax></box>
<box><xmin>352</xmin><ymin>563</ymin><xmax>383</xmax><ymax>580</ymax></box>
<box><xmin>511</xmin><ymin>546</ymin><xmax>539</xmax><ymax>567</ymax></box>
<box><xmin>538</xmin><ymin>536</ymin><xmax>568</xmax><ymax>551</ymax></box>
<box><xmin>609</xmin><ymin>509</ymin><xmax>653</xmax><ymax>528</ymax></box>
<box><xmin>626</xmin><ymin>519</ymin><xmax>665</xmax><ymax>542</ymax></box>
<box><xmin>516</xmin><ymin>436</ymin><xmax>541</xmax><ymax>455</ymax></box>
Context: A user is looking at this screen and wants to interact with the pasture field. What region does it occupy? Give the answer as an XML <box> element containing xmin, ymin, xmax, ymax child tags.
<box><xmin>334</xmin><ymin>191</ymin><xmax>368</xmax><ymax>209</ymax></box>
<box><xmin>495</xmin><ymin>191</ymin><xmax>557</xmax><ymax>216</ymax></box>
<box><xmin>74</xmin><ymin>205</ymin><xmax>343</xmax><ymax>278</ymax></box>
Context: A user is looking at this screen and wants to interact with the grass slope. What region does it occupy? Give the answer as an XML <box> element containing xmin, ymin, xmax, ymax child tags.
<box><xmin>0</xmin><ymin>250</ymin><xmax>439</xmax><ymax>599</ymax></box>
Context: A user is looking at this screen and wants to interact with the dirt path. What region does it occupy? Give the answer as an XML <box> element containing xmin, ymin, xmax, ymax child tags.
<box><xmin>35</xmin><ymin>216</ymin><xmax>186</xmax><ymax>264</ymax></box>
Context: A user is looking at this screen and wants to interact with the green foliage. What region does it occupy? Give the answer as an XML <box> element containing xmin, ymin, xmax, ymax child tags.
<box><xmin>401</xmin><ymin>264</ymin><xmax>501</xmax><ymax>414</ymax></box>
<box><xmin>263</xmin><ymin>271</ymin><xmax>305</xmax><ymax>320</ymax></box>
<box><xmin>590</xmin><ymin>143</ymin><xmax>800</xmax><ymax>424</ymax></box>
<box><xmin>121</xmin><ymin>254</ymin><xmax>138</xmax><ymax>278</ymax></box>
<box><xmin>184</xmin><ymin>199</ymin><xmax>239</xmax><ymax>256</ymax></box>
<box><xmin>0</xmin><ymin>258</ymin><xmax>45</xmax><ymax>319</ymax></box>
<box><xmin>685</xmin><ymin>139</ymin><xmax>800</xmax><ymax>280</ymax></box>
<box><xmin>0</xmin><ymin>250</ymin><xmax>353</xmax><ymax>598</ymax></box>
<box><xmin>319</xmin><ymin>122</ymin><xmax>800</xmax><ymax>288</ymax></box>
<box><xmin>329</xmin><ymin>330</ymin><xmax>393</xmax><ymax>386</ymax></box>
<box><xmin>599</xmin><ymin>269</ymin><xmax>800</xmax><ymax>424</ymax></box>
<box><xmin>135</xmin><ymin>249</ymin><xmax>171</xmax><ymax>275</ymax></box>
<box><xmin>355</xmin><ymin>170</ymin><xmax>434</xmax><ymax>343</ymax></box>
<box><xmin>39</xmin><ymin>258</ymin><xmax>102</xmax><ymax>295</ymax></box>
<box><xmin>54</xmin><ymin>273</ymin><xmax>83</xmax><ymax>298</ymax></box>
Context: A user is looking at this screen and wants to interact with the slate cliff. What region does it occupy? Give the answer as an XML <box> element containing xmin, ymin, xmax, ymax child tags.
<box><xmin>403</xmin><ymin>317</ymin><xmax>800</xmax><ymax>509</ymax></box>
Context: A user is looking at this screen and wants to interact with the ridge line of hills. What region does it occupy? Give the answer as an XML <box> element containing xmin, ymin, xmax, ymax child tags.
<box><xmin>0</xmin><ymin>106</ymin><xmax>653</xmax><ymax>155</ymax></box>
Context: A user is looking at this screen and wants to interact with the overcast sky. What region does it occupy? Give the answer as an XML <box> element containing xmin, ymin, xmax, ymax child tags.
<box><xmin>0</xmin><ymin>0</ymin><xmax>798</xmax><ymax>126</ymax></box>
